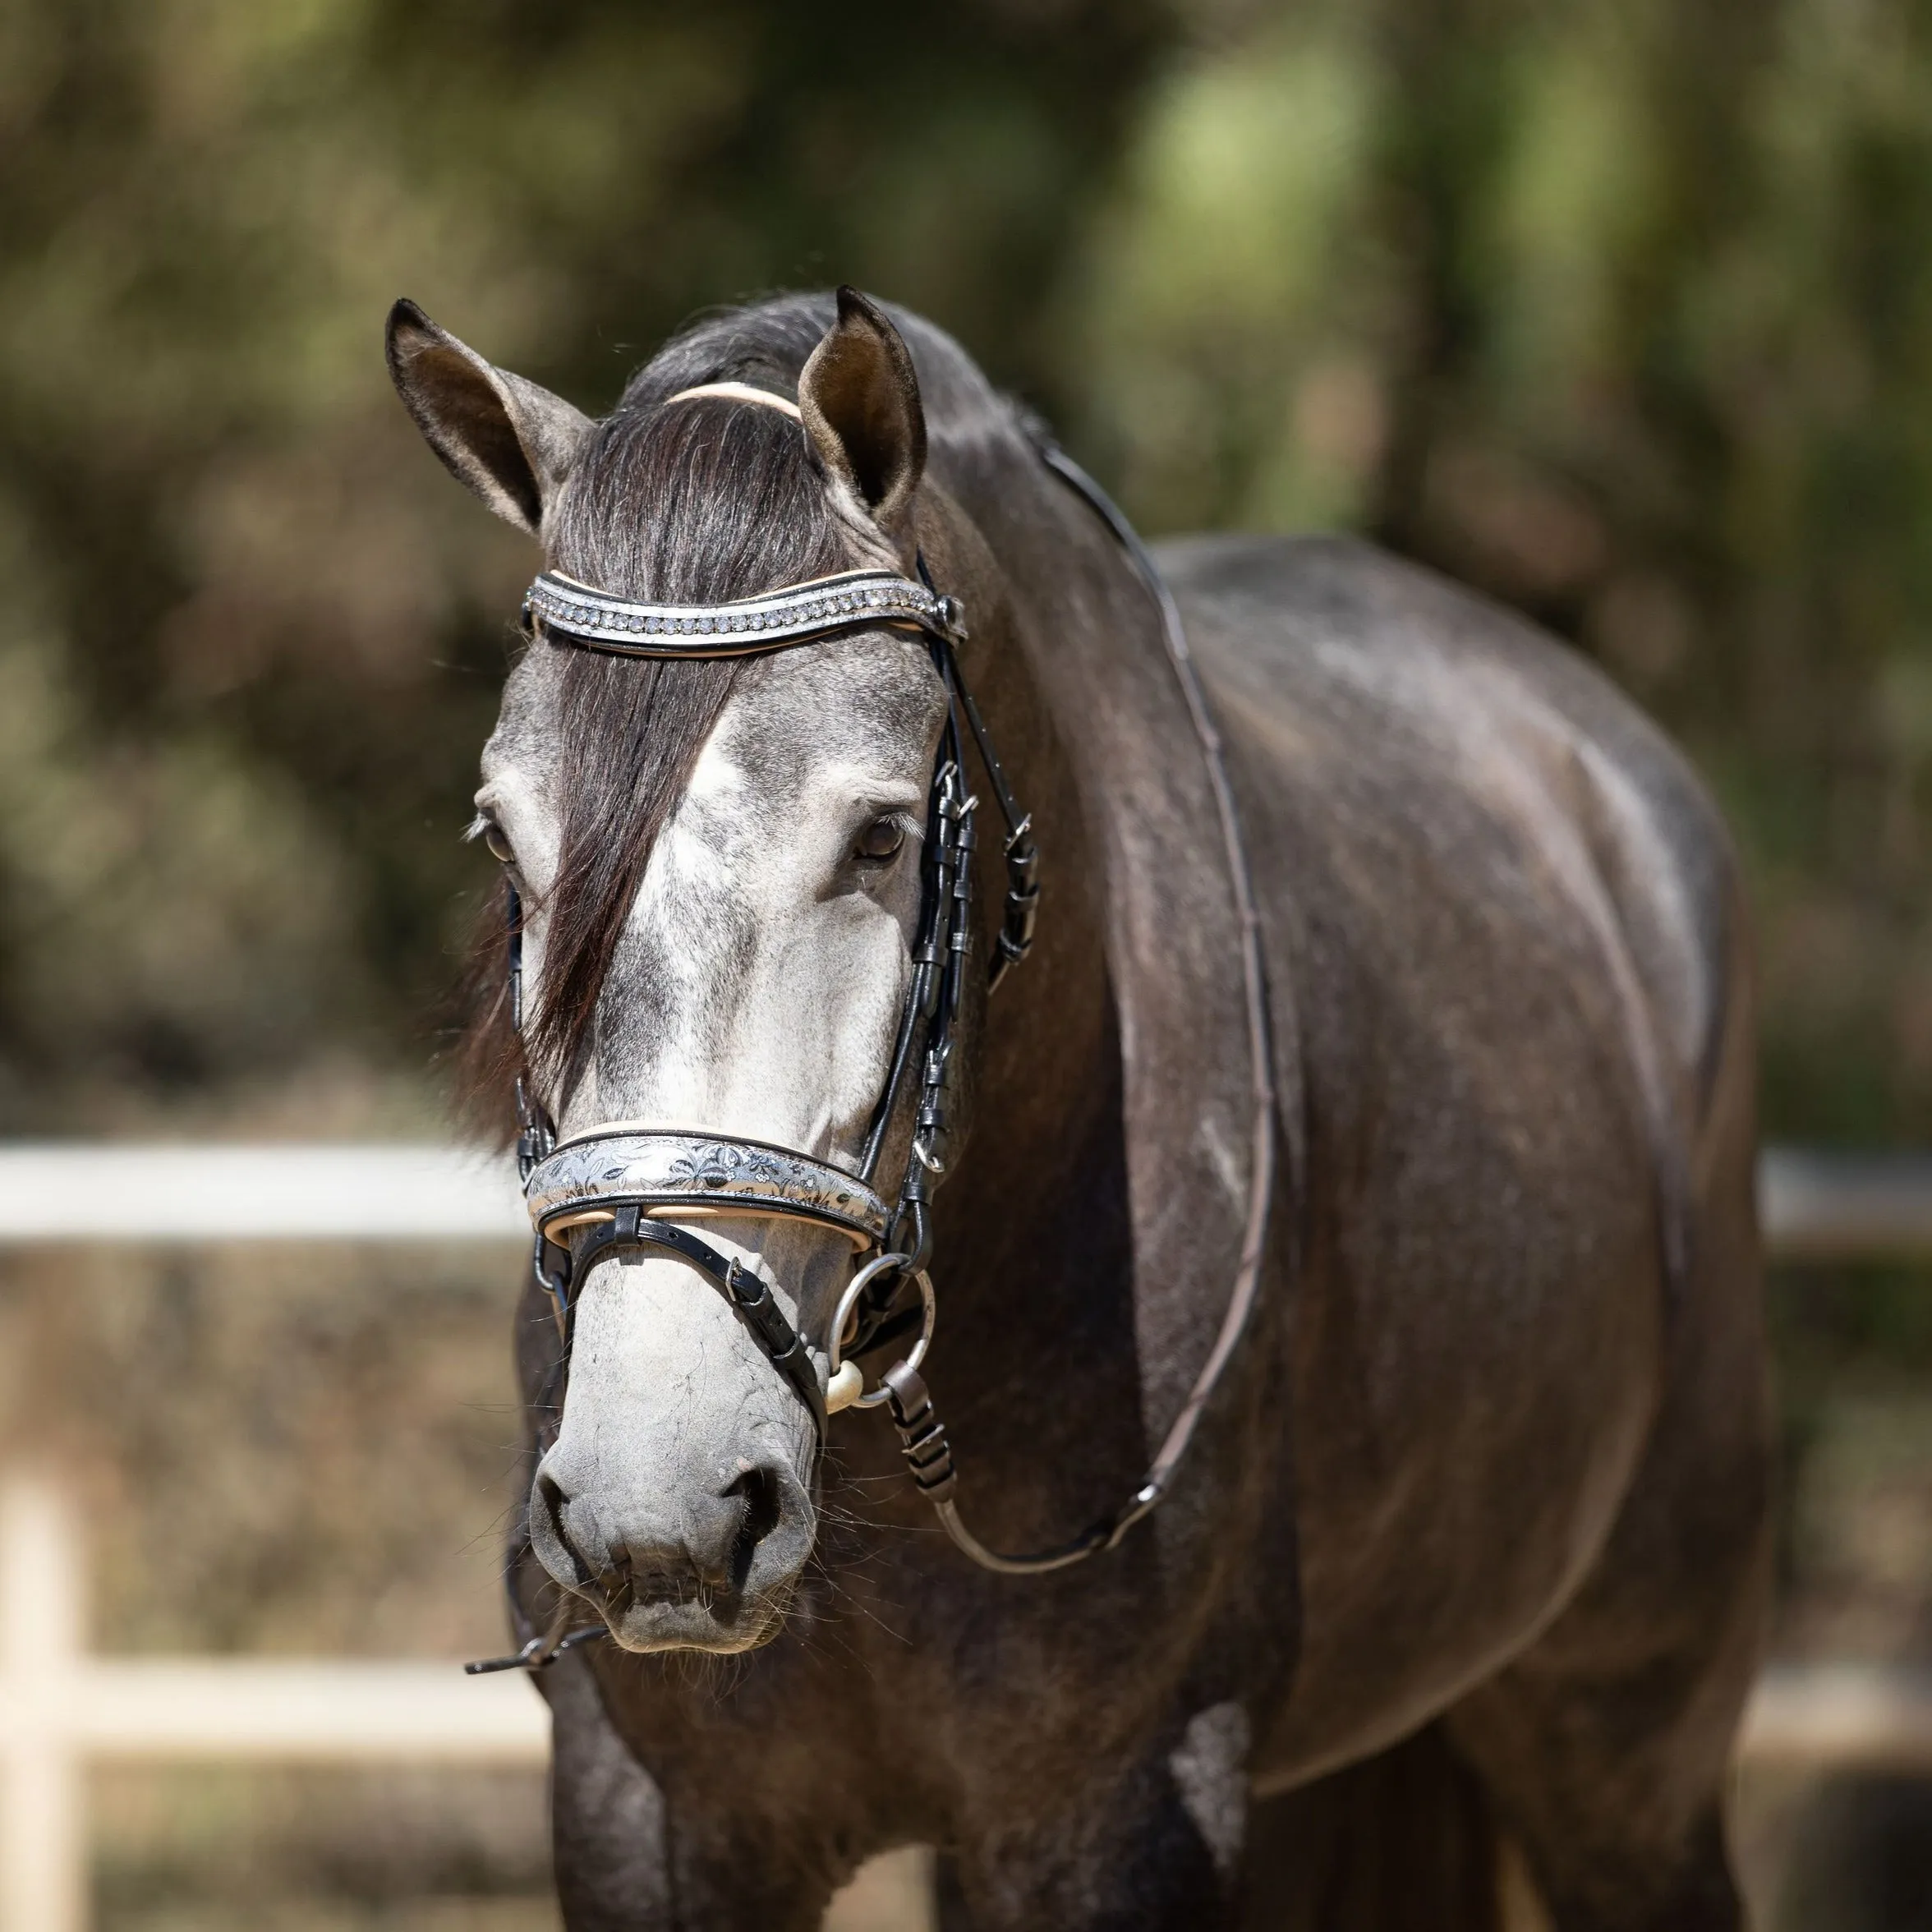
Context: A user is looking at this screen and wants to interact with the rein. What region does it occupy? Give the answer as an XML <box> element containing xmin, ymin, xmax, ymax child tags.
<box><xmin>471</xmin><ymin>424</ymin><xmax>1273</xmax><ymax>1672</ymax></box>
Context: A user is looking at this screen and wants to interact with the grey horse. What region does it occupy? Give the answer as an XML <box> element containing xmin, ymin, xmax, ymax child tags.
<box><xmin>386</xmin><ymin>287</ymin><xmax>1769</xmax><ymax>1930</ymax></box>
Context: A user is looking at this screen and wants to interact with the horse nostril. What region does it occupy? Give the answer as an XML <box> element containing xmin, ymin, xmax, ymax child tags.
<box><xmin>527</xmin><ymin>1454</ymin><xmax>804</xmax><ymax>1624</ymax></box>
<box><xmin>529</xmin><ymin>1464</ymin><xmax>601</xmax><ymax>1595</ymax></box>
<box><xmin>724</xmin><ymin>1465</ymin><xmax>784</xmax><ymax>1594</ymax></box>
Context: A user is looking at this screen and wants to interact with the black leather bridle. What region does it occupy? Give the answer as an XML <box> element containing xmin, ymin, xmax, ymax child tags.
<box><xmin>469</xmin><ymin>429</ymin><xmax>1275</xmax><ymax>1672</ymax></box>
<box><xmin>508</xmin><ymin>558</ymin><xmax>1036</xmax><ymax>1436</ymax></box>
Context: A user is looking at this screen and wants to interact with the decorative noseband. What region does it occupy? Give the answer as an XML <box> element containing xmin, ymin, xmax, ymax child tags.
<box><xmin>526</xmin><ymin>568</ymin><xmax>961</xmax><ymax>659</ymax></box>
<box><xmin>526</xmin><ymin>1129</ymin><xmax>891</xmax><ymax>1250</ymax></box>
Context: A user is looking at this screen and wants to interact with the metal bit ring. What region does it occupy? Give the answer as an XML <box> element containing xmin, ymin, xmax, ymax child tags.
<box><xmin>829</xmin><ymin>1252</ymin><xmax>936</xmax><ymax>1410</ymax></box>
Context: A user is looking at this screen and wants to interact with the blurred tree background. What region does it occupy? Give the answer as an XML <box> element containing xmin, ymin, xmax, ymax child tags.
<box><xmin>7</xmin><ymin>0</ymin><xmax>1932</xmax><ymax>1159</ymax></box>
<box><xmin>0</xmin><ymin>0</ymin><xmax>1169</xmax><ymax>1133</ymax></box>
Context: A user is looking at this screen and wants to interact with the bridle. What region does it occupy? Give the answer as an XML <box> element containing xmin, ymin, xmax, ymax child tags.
<box><xmin>471</xmin><ymin>390</ymin><xmax>1275</xmax><ymax>1672</ymax></box>
<box><xmin>509</xmin><ymin>552</ymin><xmax>1033</xmax><ymax>1433</ymax></box>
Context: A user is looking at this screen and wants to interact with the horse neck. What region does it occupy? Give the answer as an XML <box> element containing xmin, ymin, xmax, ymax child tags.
<box><xmin>922</xmin><ymin>488</ymin><xmax>1124</xmax><ymax>1347</ymax></box>
<box><xmin>927</xmin><ymin>426</ymin><xmax>1269</xmax><ymax>1444</ymax></box>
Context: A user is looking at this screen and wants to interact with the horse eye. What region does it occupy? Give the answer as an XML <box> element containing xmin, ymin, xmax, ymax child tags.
<box><xmin>856</xmin><ymin>816</ymin><xmax>906</xmax><ymax>862</ymax></box>
<box><xmin>482</xmin><ymin>821</ymin><xmax>515</xmax><ymax>865</ymax></box>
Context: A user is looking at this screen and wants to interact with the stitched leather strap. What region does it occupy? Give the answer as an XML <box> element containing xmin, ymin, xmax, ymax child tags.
<box><xmin>559</xmin><ymin>1204</ymin><xmax>827</xmax><ymax>1438</ymax></box>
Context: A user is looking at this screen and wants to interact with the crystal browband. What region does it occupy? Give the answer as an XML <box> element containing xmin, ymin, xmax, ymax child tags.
<box><xmin>526</xmin><ymin>567</ymin><xmax>962</xmax><ymax>657</ymax></box>
<box><xmin>525</xmin><ymin>1129</ymin><xmax>893</xmax><ymax>1249</ymax></box>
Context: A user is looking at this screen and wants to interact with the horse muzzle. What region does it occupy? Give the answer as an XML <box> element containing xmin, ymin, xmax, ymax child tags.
<box><xmin>528</xmin><ymin>1419</ymin><xmax>815</xmax><ymax>1654</ymax></box>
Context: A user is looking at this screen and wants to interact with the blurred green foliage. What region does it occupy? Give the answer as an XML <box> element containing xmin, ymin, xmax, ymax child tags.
<box><xmin>5</xmin><ymin>0</ymin><xmax>1932</xmax><ymax>1153</ymax></box>
<box><xmin>0</xmin><ymin>0</ymin><xmax>1166</xmax><ymax>1128</ymax></box>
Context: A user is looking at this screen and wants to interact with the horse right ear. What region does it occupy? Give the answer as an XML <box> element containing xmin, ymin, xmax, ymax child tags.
<box><xmin>384</xmin><ymin>299</ymin><xmax>592</xmax><ymax>538</ymax></box>
<box><xmin>798</xmin><ymin>286</ymin><xmax>927</xmax><ymax>546</ymax></box>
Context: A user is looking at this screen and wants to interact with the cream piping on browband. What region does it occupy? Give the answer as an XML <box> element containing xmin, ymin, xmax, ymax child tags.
<box><xmin>664</xmin><ymin>382</ymin><xmax>803</xmax><ymax>420</ymax></box>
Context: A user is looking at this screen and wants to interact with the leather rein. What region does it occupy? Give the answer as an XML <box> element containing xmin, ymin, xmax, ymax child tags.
<box><xmin>472</xmin><ymin>426</ymin><xmax>1273</xmax><ymax>1672</ymax></box>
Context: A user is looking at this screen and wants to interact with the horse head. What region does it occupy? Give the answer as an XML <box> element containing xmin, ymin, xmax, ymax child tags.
<box><xmin>388</xmin><ymin>289</ymin><xmax>1011</xmax><ymax>1653</ymax></box>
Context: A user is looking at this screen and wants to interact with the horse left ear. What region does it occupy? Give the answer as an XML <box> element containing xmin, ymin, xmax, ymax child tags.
<box><xmin>385</xmin><ymin>299</ymin><xmax>592</xmax><ymax>539</ymax></box>
<box><xmin>798</xmin><ymin>287</ymin><xmax>927</xmax><ymax>542</ymax></box>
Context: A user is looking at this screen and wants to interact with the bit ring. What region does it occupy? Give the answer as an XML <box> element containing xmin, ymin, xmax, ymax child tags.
<box><xmin>829</xmin><ymin>1252</ymin><xmax>936</xmax><ymax>1410</ymax></box>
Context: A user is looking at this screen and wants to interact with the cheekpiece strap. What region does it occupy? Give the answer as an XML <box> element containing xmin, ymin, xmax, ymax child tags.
<box><xmin>526</xmin><ymin>567</ymin><xmax>964</xmax><ymax>659</ymax></box>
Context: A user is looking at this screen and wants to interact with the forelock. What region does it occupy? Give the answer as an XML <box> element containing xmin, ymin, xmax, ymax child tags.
<box><xmin>506</xmin><ymin>310</ymin><xmax>853</xmax><ymax>1100</ymax></box>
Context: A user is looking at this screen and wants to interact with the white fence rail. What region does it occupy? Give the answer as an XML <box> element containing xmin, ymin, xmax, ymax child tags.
<box><xmin>0</xmin><ymin>1476</ymin><xmax>547</xmax><ymax>1932</ymax></box>
<box><xmin>0</xmin><ymin>1143</ymin><xmax>527</xmax><ymax>1243</ymax></box>
<box><xmin>1759</xmin><ymin>1146</ymin><xmax>1932</xmax><ymax>1259</ymax></box>
<box><xmin>4</xmin><ymin>1140</ymin><xmax>1930</xmax><ymax>1258</ymax></box>
<box><xmin>2</xmin><ymin>1140</ymin><xmax>1930</xmax><ymax>1930</ymax></box>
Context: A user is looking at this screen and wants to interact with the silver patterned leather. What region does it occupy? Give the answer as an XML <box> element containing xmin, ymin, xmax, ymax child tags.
<box><xmin>524</xmin><ymin>1129</ymin><xmax>890</xmax><ymax>1247</ymax></box>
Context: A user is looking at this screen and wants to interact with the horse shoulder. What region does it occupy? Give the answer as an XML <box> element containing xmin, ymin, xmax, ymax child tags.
<box><xmin>1159</xmin><ymin>532</ymin><xmax>1750</xmax><ymax>1777</ymax></box>
<box><xmin>1165</xmin><ymin>530</ymin><xmax>1738</xmax><ymax>1186</ymax></box>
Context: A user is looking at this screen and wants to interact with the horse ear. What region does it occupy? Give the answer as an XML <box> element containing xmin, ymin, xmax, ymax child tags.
<box><xmin>798</xmin><ymin>287</ymin><xmax>927</xmax><ymax>541</ymax></box>
<box><xmin>384</xmin><ymin>299</ymin><xmax>592</xmax><ymax>538</ymax></box>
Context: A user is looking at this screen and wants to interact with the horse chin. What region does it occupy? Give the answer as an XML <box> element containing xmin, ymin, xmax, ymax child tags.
<box><xmin>602</xmin><ymin>1589</ymin><xmax>790</xmax><ymax>1655</ymax></box>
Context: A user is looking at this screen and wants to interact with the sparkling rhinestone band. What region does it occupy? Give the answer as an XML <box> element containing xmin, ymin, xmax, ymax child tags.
<box><xmin>527</xmin><ymin>567</ymin><xmax>962</xmax><ymax>657</ymax></box>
